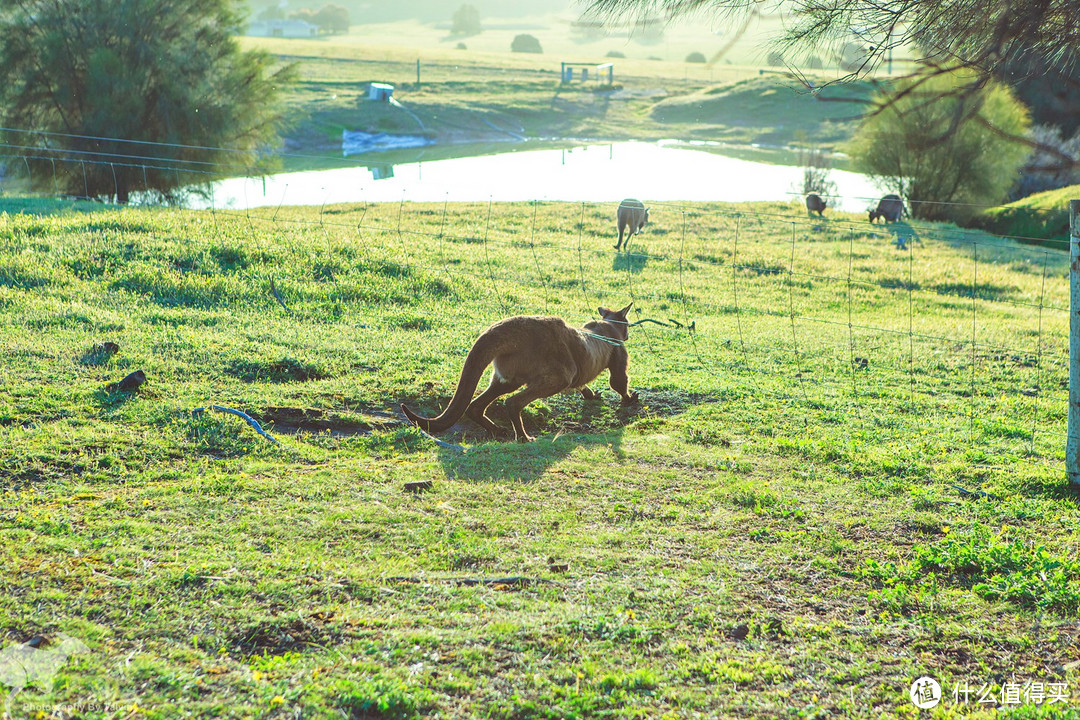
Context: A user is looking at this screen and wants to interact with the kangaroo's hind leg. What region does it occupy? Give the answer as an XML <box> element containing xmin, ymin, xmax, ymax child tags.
<box><xmin>504</xmin><ymin>374</ymin><xmax>573</xmax><ymax>442</ymax></box>
<box><xmin>466</xmin><ymin>376</ymin><xmax>522</xmax><ymax>437</ymax></box>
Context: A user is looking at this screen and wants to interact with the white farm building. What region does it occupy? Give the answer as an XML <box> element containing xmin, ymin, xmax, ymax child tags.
<box><xmin>247</xmin><ymin>19</ymin><xmax>319</xmax><ymax>38</ymax></box>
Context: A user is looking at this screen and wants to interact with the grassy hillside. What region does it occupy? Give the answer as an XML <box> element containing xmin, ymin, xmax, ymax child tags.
<box><xmin>972</xmin><ymin>184</ymin><xmax>1080</xmax><ymax>248</ymax></box>
<box><xmin>2</xmin><ymin>199</ymin><xmax>1077</xmax><ymax>718</ymax></box>
<box><xmin>242</xmin><ymin>33</ymin><xmax>879</xmax><ymax>167</ymax></box>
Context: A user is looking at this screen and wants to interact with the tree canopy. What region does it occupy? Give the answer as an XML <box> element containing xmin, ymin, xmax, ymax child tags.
<box><xmin>847</xmin><ymin>72</ymin><xmax>1030</xmax><ymax>221</ymax></box>
<box><xmin>451</xmin><ymin>4</ymin><xmax>482</xmax><ymax>36</ymax></box>
<box><xmin>584</xmin><ymin>0</ymin><xmax>1078</xmax><ymax>181</ymax></box>
<box><xmin>290</xmin><ymin>4</ymin><xmax>351</xmax><ymax>34</ymax></box>
<box><xmin>0</xmin><ymin>0</ymin><xmax>295</xmax><ymax>203</ymax></box>
<box><xmin>582</xmin><ymin>0</ymin><xmax>1078</xmax><ymax>84</ymax></box>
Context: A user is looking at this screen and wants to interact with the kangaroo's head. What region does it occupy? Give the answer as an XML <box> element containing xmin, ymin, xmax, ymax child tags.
<box><xmin>868</xmin><ymin>209</ymin><xmax>879</xmax><ymax>223</ymax></box>
<box><xmin>640</xmin><ymin>208</ymin><xmax>650</xmax><ymax>230</ymax></box>
<box><xmin>598</xmin><ymin>303</ymin><xmax>633</xmax><ymax>341</ymax></box>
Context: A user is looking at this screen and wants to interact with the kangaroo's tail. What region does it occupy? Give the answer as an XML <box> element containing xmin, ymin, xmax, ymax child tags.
<box><xmin>401</xmin><ymin>333</ymin><xmax>501</xmax><ymax>433</ymax></box>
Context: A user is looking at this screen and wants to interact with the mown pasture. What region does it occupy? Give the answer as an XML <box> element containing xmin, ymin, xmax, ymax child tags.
<box><xmin>1</xmin><ymin>199</ymin><xmax>1078</xmax><ymax>718</ymax></box>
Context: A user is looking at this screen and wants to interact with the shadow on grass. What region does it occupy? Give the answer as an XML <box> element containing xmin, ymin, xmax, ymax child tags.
<box><xmin>420</xmin><ymin>386</ymin><xmax>704</xmax><ymax>483</ymax></box>
<box><xmin>0</xmin><ymin>197</ymin><xmax>113</xmax><ymax>215</ymax></box>
<box><xmin>612</xmin><ymin>248</ymin><xmax>648</xmax><ymax>274</ymax></box>
<box><xmin>92</xmin><ymin>387</ymin><xmax>141</xmax><ymax>409</ymax></box>
<box><xmin>878</xmin><ymin>220</ymin><xmax>920</xmax><ymax>247</ymax></box>
<box><xmin>938</xmin><ymin>223</ymin><xmax>1071</xmax><ymax>272</ymax></box>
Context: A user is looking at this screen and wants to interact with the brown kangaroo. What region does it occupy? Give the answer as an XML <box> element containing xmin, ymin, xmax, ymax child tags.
<box><xmin>401</xmin><ymin>304</ymin><xmax>639</xmax><ymax>442</ymax></box>
<box><xmin>805</xmin><ymin>193</ymin><xmax>827</xmax><ymax>217</ymax></box>
<box><xmin>615</xmin><ymin>199</ymin><xmax>649</xmax><ymax>251</ymax></box>
<box><xmin>869</xmin><ymin>194</ymin><xmax>904</xmax><ymax>223</ymax></box>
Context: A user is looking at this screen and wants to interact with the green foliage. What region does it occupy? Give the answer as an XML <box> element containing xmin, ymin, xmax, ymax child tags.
<box><xmin>289</xmin><ymin>4</ymin><xmax>350</xmax><ymax>33</ymax></box>
<box><xmin>0</xmin><ymin>0</ymin><xmax>295</xmax><ymax>202</ymax></box>
<box><xmin>451</xmin><ymin>3</ymin><xmax>481</xmax><ymax>36</ymax></box>
<box><xmin>685</xmin><ymin>51</ymin><xmax>706</xmax><ymax>63</ymax></box>
<box><xmin>511</xmin><ymin>34</ymin><xmax>543</xmax><ymax>54</ymax></box>
<box><xmin>847</xmin><ymin>70</ymin><xmax>1031</xmax><ymax>222</ymax></box>
<box><xmin>316</xmin><ymin>4</ymin><xmax>351</xmax><ymax>34</ymax></box>
<box><xmin>971</xmin><ymin>183</ymin><xmax>1078</xmax><ymax>247</ymax></box>
<box><xmin>335</xmin><ymin>676</ymin><xmax>438</xmax><ymax>718</ymax></box>
<box><xmin>997</xmin><ymin>52</ymin><xmax>1080</xmax><ymax>138</ymax></box>
<box><xmin>862</xmin><ymin>526</ymin><xmax>1080</xmax><ymax>615</ymax></box>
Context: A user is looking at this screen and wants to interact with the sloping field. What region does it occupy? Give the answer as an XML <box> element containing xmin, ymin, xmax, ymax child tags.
<box><xmin>1</xmin><ymin>199</ymin><xmax>1077</xmax><ymax>718</ymax></box>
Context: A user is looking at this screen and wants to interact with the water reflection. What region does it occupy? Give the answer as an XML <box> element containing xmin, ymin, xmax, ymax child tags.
<box><xmin>197</xmin><ymin>141</ymin><xmax>883</xmax><ymax>212</ymax></box>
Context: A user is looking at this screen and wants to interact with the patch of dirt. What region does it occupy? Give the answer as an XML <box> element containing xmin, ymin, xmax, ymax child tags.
<box><xmin>260</xmin><ymin>406</ymin><xmax>401</xmax><ymax>437</ymax></box>
<box><xmin>225</xmin><ymin>614</ymin><xmax>341</xmax><ymax>658</ymax></box>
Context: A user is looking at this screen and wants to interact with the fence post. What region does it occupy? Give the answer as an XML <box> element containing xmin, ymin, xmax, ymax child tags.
<box><xmin>1069</xmin><ymin>199</ymin><xmax>1080</xmax><ymax>485</ymax></box>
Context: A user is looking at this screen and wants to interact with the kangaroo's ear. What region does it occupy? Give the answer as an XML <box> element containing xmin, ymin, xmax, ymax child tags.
<box><xmin>616</xmin><ymin>302</ymin><xmax>633</xmax><ymax>317</ymax></box>
<box><xmin>597</xmin><ymin>306</ymin><xmax>611</xmax><ymax>317</ymax></box>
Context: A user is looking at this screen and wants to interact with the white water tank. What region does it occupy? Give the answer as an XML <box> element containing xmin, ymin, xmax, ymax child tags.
<box><xmin>368</xmin><ymin>83</ymin><xmax>394</xmax><ymax>102</ymax></box>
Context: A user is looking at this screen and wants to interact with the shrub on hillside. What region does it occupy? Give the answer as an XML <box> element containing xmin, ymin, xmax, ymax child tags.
<box><xmin>686</xmin><ymin>51</ymin><xmax>706</xmax><ymax>63</ymax></box>
<box><xmin>847</xmin><ymin>70</ymin><xmax>1031</xmax><ymax>222</ymax></box>
<box><xmin>511</xmin><ymin>34</ymin><xmax>542</xmax><ymax>54</ymax></box>
<box><xmin>968</xmin><ymin>184</ymin><xmax>1076</xmax><ymax>243</ymax></box>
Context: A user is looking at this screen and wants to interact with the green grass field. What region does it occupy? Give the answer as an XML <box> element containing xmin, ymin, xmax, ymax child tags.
<box><xmin>2</xmin><ymin>197</ymin><xmax>1079</xmax><ymax>718</ymax></box>
<box><xmin>972</xmin><ymin>184</ymin><xmax>1080</xmax><ymax>249</ymax></box>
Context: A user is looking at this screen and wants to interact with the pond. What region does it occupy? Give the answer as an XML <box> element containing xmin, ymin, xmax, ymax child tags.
<box><xmin>194</xmin><ymin>141</ymin><xmax>883</xmax><ymax>213</ymax></box>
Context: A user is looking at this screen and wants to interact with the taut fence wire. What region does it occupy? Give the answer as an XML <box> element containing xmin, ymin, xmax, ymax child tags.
<box><xmin>213</xmin><ymin>198</ymin><xmax>1071</xmax><ymax>468</ymax></box>
<box><xmin>0</xmin><ymin>141</ymin><xmax>1073</xmax><ymax>470</ymax></box>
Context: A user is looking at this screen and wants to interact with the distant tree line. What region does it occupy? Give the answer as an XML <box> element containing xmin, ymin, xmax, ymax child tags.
<box><xmin>257</xmin><ymin>3</ymin><xmax>350</xmax><ymax>34</ymax></box>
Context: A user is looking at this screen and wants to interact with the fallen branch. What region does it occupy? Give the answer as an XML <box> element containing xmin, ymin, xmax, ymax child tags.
<box><xmin>629</xmin><ymin>317</ymin><xmax>671</xmax><ymax>328</ymax></box>
<box><xmin>268</xmin><ymin>277</ymin><xmax>291</xmax><ymax>315</ymax></box>
<box><xmin>193</xmin><ymin>405</ymin><xmax>282</xmax><ymax>446</ymax></box>
<box><xmin>629</xmin><ymin>317</ymin><xmax>696</xmax><ymax>332</ymax></box>
<box><xmin>949</xmin><ymin>483</ymin><xmax>1002</xmax><ymax>501</ymax></box>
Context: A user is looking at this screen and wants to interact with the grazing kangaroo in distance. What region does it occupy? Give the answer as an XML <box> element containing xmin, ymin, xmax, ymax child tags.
<box><xmin>615</xmin><ymin>199</ymin><xmax>649</xmax><ymax>250</ymax></box>
<box><xmin>401</xmin><ymin>304</ymin><xmax>639</xmax><ymax>442</ymax></box>
<box><xmin>805</xmin><ymin>193</ymin><xmax>827</xmax><ymax>217</ymax></box>
<box><xmin>869</xmin><ymin>194</ymin><xmax>904</xmax><ymax>223</ymax></box>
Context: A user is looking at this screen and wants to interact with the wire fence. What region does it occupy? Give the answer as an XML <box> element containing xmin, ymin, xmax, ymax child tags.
<box><xmin>0</xmin><ymin>141</ymin><xmax>1073</xmax><ymax>466</ymax></box>
<box><xmin>233</xmin><ymin>195</ymin><xmax>1069</xmax><ymax>465</ymax></box>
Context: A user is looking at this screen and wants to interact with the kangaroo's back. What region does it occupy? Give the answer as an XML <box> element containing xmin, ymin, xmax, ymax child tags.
<box><xmin>615</xmin><ymin>198</ymin><xmax>648</xmax><ymax>250</ymax></box>
<box><xmin>870</xmin><ymin>194</ymin><xmax>904</xmax><ymax>223</ymax></box>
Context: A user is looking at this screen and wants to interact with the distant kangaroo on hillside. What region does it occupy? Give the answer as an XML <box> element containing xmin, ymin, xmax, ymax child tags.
<box><xmin>615</xmin><ymin>199</ymin><xmax>649</xmax><ymax>251</ymax></box>
<box><xmin>869</xmin><ymin>194</ymin><xmax>904</xmax><ymax>223</ymax></box>
<box><xmin>805</xmin><ymin>193</ymin><xmax>827</xmax><ymax>217</ymax></box>
<box><xmin>401</xmin><ymin>304</ymin><xmax>639</xmax><ymax>442</ymax></box>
